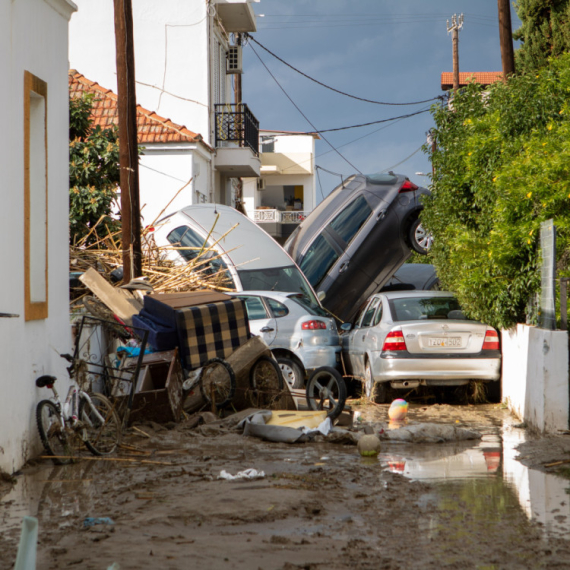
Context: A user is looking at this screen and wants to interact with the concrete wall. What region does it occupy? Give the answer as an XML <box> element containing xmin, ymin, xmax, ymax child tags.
<box><xmin>0</xmin><ymin>0</ymin><xmax>76</xmax><ymax>474</ymax></box>
<box><xmin>502</xmin><ymin>324</ymin><xmax>569</xmax><ymax>433</ymax></box>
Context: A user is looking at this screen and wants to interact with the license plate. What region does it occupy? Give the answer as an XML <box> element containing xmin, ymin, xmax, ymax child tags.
<box><xmin>428</xmin><ymin>337</ymin><xmax>462</xmax><ymax>348</ymax></box>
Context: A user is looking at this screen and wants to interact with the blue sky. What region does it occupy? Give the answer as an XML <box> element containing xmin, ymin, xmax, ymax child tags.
<box><xmin>242</xmin><ymin>0</ymin><xmax>521</xmax><ymax>199</ymax></box>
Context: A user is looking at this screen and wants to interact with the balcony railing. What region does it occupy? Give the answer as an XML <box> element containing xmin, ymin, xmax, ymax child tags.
<box><xmin>215</xmin><ymin>103</ymin><xmax>259</xmax><ymax>155</ymax></box>
<box><xmin>253</xmin><ymin>209</ymin><xmax>306</xmax><ymax>223</ymax></box>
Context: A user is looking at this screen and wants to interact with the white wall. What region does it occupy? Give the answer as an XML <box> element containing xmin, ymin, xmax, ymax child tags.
<box><xmin>138</xmin><ymin>143</ymin><xmax>212</xmax><ymax>226</ymax></box>
<box><xmin>502</xmin><ymin>324</ymin><xmax>569</xmax><ymax>433</ymax></box>
<box><xmin>0</xmin><ymin>0</ymin><xmax>75</xmax><ymax>474</ymax></box>
<box><xmin>69</xmin><ymin>0</ymin><xmax>219</xmax><ymax>147</ymax></box>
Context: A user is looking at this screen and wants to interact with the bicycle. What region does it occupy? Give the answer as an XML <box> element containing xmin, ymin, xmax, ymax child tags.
<box><xmin>35</xmin><ymin>354</ymin><xmax>122</xmax><ymax>465</ymax></box>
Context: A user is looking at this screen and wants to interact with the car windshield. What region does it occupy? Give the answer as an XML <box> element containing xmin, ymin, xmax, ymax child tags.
<box><xmin>287</xmin><ymin>293</ymin><xmax>330</xmax><ymax>317</ymax></box>
<box><xmin>237</xmin><ymin>266</ymin><xmax>319</xmax><ymax>305</ymax></box>
<box><xmin>388</xmin><ymin>296</ymin><xmax>471</xmax><ymax>322</ymax></box>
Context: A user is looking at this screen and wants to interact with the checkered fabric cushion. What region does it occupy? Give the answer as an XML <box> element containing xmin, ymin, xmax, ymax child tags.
<box><xmin>175</xmin><ymin>298</ymin><xmax>250</xmax><ymax>370</ymax></box>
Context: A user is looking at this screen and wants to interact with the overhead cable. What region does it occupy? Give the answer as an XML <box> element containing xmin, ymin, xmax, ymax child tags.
<box><xmin>245</xmin><ymin>34</ymin><xmax>441</xmax><ymax>107</ymax></box>
<box><xmin>249</xmin><ymin>43</ymin><xmax>362</xmax><ymax>174</ymax></box>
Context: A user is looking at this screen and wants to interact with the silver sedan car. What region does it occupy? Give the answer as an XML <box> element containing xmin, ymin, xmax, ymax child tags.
<box><xmin>341</xmin><ymin>291</ymin><xmax>501</xmax><ymax>403</ymax></box>
<box><xmin>230</xmin><ymin>291</ymin><xmax>341</xmax><ymax>389</ymax></box>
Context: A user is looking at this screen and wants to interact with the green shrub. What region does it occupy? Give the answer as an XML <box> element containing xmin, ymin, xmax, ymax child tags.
<box><xmin>422</xmin><ymin>54</ymin><xmax>570</xmax><ymax>329</ymax></box>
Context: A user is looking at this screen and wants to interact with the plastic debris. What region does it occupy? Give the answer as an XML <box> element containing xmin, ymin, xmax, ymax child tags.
<box><xmin>380</xmin><ymin>422</ymin><xmax>481</xmax><ymax>443</ymax></box>
<box><xmin>218</xmin><ymin>469</ymin><xmax>266</xmax><ymax>481</ymax></box>
<box><xmin>14</xmin><ymin>516</ymin><xmax>38</xmax><ymax>570</ymax></box>
<box><xmin>83</xmin><ymin>517</ymin><xmax>115</xmax><ymax>528</ymax></box>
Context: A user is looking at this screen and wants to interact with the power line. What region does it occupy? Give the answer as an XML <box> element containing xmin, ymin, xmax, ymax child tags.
<box><xmin>314</xmin><ymin>108</ymin><xmax>431</xmax><ymax>134</ymax></box>
<box><xmin>381</xmin><ymin>145</ymin><xmax>423</xmax><ymax>172</ymax></box>
<box><xmin>245</xmin><ymin>34</ymin><xmax>442</xmax><ymax>107</ymax></box>
<box><xmin>249</xmin><ymin>43</ymin><xmax>362</xmax><ymax>174</ymax></box>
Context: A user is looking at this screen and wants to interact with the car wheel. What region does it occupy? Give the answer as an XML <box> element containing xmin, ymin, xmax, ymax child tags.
<box><xmin>277</xmin><ymin>357</ymin><xmax>304</xmax><ymax>389</ymax></box>
<box><xmin>365</xmin><ymin>361</ymin><xmax>388</xmax><ymax>404</ymax></box>
<box><xmin>409</xmin><ymin>218</ymin><xmax>433</xmax><ymax>255</ymax></box>
<box><xmin>305</xmin><ymin>367</ymin><xmax>347</xmax><ymax>420</ymax></box>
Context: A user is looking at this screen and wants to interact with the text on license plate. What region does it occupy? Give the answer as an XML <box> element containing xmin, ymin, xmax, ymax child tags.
<box><xmin>428</xmin><ymin>337</ymin><xmax>462</xmax><ymax>348</ymax></box>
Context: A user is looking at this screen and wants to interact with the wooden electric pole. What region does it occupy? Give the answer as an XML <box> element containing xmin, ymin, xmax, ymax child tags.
<box><xmin>234</xmin><ymin>33</ymin><xmax>242</xmax><ymax>105</ymax></box>
<box><xmin>498</xmin><ymin>0</ymin><xmax>516</xmax><ymax>78</ymax></box>
<box><xmin>114</xmin><ymin>0</ymin><xmax>142</xmax><ymax>281</ymax></box>
<box><xmin>447</xmin><ymin>14</ymin><xmax>464</xmax><ymax>91</ymax></box>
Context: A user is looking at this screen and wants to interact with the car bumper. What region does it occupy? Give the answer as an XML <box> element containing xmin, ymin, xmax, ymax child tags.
<box><xmin>298</xmin><ymin>345</ymin><xmax>341</xmax><ymax>372</ymax></box>
<box><xmin>372</xmin><ymin>352</ymin><xmax>501</xmax><ymax>382</ymax></box>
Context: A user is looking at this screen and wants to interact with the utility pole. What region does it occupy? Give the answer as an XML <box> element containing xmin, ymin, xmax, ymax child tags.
<box><xmin>497</xmin><ymin>0</ymin><xmax>516</xmax><ymax>78</ymax></box>
<box><xmin>234</xmin><ymin>33</ymin><xmax>242</xmax><ymax>106</ymax></box>
<box><xmin>114</xmin><ymin>0</ymin><xmax>142</xmax><ymax>281</ymax></box>
<box><xmin>447</xmin><ymin>14</ymin><xmax>464</xmax><ymax>91</ymax></box>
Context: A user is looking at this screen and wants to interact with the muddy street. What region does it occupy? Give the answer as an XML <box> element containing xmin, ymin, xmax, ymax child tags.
<box><xmin>2</xmin><ymin>402</ymin><xmax>570</xmax><ymax>570</ymax></box>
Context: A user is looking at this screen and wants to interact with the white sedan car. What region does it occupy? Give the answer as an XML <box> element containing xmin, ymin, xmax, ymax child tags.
<box><xmin>341</xmin><ymin>291</ymin><xmax>501</xmax><ymax>403</ymax></box>
<box><xmin>229</xmin><ymin>291</ymin><xmax>341</xmax><ymax>389</ymax></box>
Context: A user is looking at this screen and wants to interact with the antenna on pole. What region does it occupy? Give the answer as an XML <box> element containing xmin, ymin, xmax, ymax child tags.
<box><xmin>447</xmin><ymin>14</ymin><xmax>464</xmax><ymax>91</ymax></box>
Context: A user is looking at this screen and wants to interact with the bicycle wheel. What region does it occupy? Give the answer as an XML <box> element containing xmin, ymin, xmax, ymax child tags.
<box><xmin>36</xmin><ymin>400</ymin><xmax>78</xmax><ymax>465</ymax></box>
<box><xmin>199</xmin><ymin>358</ymin><xmax>236</xmax><ymax>409</ymax></box>
<box><xmin>305</xmin><ymin>367</ymin><xmax>347</xmax><ymax>421</ymax></box>
<box><xmin>249</xmin><ymin>356</ymin><xmax>284</xmax><ymax>408</ymax></box>
<box><xmin>79</xmin><ymin>393</ymin><xmax>121</xmax><ymax>456</ymax></box>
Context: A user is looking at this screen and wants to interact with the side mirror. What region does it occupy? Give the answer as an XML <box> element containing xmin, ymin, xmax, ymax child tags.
<box><xmin>340</xmin><ymin>323</ymin><xmax>352</xmax><ymax>332</ymax></box>
<box><xmin>317</xmin><ymin>290</ymin><xmax>326</xmax><ymax>302</ymax></box>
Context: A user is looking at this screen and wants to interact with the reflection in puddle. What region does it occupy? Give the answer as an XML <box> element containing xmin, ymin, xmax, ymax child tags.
<box><xmin>381</xmin><ymin>419</ymin><xmax>570</xmax><ymax>539</ymax></box>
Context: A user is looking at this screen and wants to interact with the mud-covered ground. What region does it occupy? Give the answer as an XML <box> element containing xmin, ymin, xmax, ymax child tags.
<box><xmin>2</xmin><ymin>402</ymin><xmax>570</xmax><ymax>570</ymax></box>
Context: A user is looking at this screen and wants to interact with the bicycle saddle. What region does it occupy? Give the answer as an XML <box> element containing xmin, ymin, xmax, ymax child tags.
<box><xmin>35</xmin><ymin>375</ymin><xmax>56</xmax><ymax>388</ymax></box>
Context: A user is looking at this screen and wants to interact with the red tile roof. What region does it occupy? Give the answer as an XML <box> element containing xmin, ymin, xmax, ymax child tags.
<box><xmin>69</xmin><ymin>70</ymin><xmax>208</xmax><ymax>147</ymax></box>
<box><xmin>441</xmin><ymin>72</ymin><xmax>503</xmax><ymax>90</ymax></box>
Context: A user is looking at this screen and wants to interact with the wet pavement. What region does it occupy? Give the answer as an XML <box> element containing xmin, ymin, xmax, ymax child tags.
<box><xmin>2</xmin><ymin>403</ymin><xmax>570</xmax><ymax>569</ymax></box>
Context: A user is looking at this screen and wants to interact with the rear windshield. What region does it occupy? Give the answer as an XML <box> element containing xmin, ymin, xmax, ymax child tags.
<box><xmin>237</xmin><ymin>266</ymin><xmax>319</xmax><ymax>306</ymax></box>
<box><xmin>388</xmin><ymin>297</ymin><xmax>470</xmax><ymax>322</ymax></box>
<box><xmin>287</xmin><ymin>293</ymin><xmax>330</xmax><ymax>317</ymax></box>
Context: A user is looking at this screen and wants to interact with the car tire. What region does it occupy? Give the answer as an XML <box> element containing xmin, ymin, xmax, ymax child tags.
<box><xmin>409</xmin><ymin>218</ymin><xmax>433</xmax><ymax>255</ymax></box>
<box><xmin>277</xmin><ymin>357</ymin><xmax>304</xmax><ymax>389</ymax></box>
<box><xmin>305</xmin><ymin>367</ymin><xmax>347</xmax><ymax>420</ymax></box>
<box><xmin>364</xmin><ymin>361</ymin><xmax>388</xmax><ymax>404</ymax></box>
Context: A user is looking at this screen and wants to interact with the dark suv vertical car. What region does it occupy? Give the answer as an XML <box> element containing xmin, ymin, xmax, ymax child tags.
<box><xmin>284</xmin><ymin>172</ymin><xmax>431</xmax><ymax>323</ymax></box>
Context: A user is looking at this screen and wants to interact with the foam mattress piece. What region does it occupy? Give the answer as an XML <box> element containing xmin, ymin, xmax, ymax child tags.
<box><xmin>143</xmin><ymin>291</ymin><xmax>230</xmax><ymax>328</ymax></box>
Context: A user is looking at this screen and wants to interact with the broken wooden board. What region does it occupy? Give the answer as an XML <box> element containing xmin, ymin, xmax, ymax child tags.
<box><xmin>79</xmin><ymin>267</ymin><xmax>142</xmax><ymax>323</ymax></box>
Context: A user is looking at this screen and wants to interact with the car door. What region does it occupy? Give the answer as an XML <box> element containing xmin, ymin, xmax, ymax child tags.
<box><xmin>352</xmin><ymin>296</ymin><xmax>382</xmax><ymax>376</ymax></box>
<box><xmin>235</xmin><ymin>295</ymin><xmax>277</xmax><ymax>346</ymax></box>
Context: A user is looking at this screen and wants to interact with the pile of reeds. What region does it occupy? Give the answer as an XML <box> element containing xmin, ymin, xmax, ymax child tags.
<box><xmin>70</xmin><ymin>214</ymin><xmax>236</xmax><ymax>302</ymax></box>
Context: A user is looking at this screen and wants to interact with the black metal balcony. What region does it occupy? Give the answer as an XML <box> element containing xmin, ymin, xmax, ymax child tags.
<box><xmin>215</xmin><ymin>103</ymin><xmax>259</xmax><ymax>156</ymax></box>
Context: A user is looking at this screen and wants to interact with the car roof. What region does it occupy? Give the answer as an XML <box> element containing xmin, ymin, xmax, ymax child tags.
<box><xmin>378</xmin><ymin>290</ymin><xmax>456</xmax><ymax>300</ymax></box>
<box><xmin>166</xmin><ymin>204</ymin><xmax>296</xmax><ymax>271</ymax></box>
<box><xmin>228</xmin><ymin>290</ymin><xmax>292</xmax><ymax>300</ymax></box>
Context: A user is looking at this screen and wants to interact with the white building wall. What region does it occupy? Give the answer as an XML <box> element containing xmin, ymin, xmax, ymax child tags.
<box><xmin>502</xmin><ymin>324</ymin><xmax>569</xmax><ymax>433</ymax></box>
<box><xmin>138</xmin><ymin>144</ymin><xmax>212</xmax><ymax>226</ymax></box>
<box><xmin>69</xmin><ymin>0</ymin><xmax>230</xmax><ymax>150</ymax></box>
<box><xmin>0</xmin><ymin>0</ymin><xmax>76</xmax><ymax>474</ymax></box>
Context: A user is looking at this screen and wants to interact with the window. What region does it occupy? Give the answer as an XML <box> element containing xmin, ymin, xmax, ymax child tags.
<box><xmin>167</xmin><ymin>225</ymin><xmax>204</xmax><ymax>262</ymax></box>
<box><xmin>266</xmin><ymin>298</ymin><xmax>289</xmax><ymax>318</ymax></box>
<box><xmin>167</xmin><ymin>225</ymin><xmax>233</xmax><ymax>284</ymax></box>
<box><xmin>299</xmin><ymin>235</ymin><xmax>339</xmax><ymax>288</ymax></box>
<box><xmin>328</xmin><ymin>194</ymin><xmax>372</xmax><ymax>245</ymax></box>
<box><xmin>237</xmin><ymin>266</ymin><xmax>319</xmax><ymax>306</ymax></box>
<box><xmin>287</xmin><ymin>294</ymin><xmax>329</xmax><ymax>317</ymax></box>
<box><xmin>24</xmin><ymin>71</ymin><xmax>48</xmax><ymax>321</ymax></box>
<box><xmin>360</xmin><ymin>297</ymin><xmax>380</xmax><ymax>328</ymax></box>
<box><xmin>388</xmin><ymin>296</ymin><xmax>468</xmax><ymax>322</ymax></box>
<box><xmin>372</xmin><ymin>303</ymin><xmax>383</xmax><ymax>326</ymax></box>
<box><xmin>237</xmin><ymin>296</ymin><xmax>268</xmax><ymax>320</ymax></box>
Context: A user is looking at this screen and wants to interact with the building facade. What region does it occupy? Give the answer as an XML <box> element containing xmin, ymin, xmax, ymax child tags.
<box><xmin>69</xmin><ymin>0</ymin><xmax>260</xmax><ymax>210</ymax></box>
<box><xmin>0</xmin><ymin>0</ymin><xmax>77</xmax><ymax>473</ymax></box>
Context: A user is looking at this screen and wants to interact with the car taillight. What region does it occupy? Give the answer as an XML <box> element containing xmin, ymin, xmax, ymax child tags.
<box><xmin>302</xmin><ymin>320</ymin><xmax>327</xmax><ymax>330</ymax></box>
<box><xmin>399</xmin><ymin>180</ymin><xmax>418</xmax><ymax>193</ymax></box>
<box><xmin>382</xmin><ymin>330</ymin><xmax>407</xmax><ymax>351</ymax></box>
<box><xmin>482</xmin><ymin>329</ymin><xmax>500</xmax><ymax>350</ymax></box>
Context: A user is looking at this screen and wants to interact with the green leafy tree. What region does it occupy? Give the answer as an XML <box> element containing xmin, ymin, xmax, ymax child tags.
<box><xmin>69</xmin><ymin>93</ymin><xmax>120</xmax><ymax>243</ymax></box>
<box><xmin>514</xmin><ymin>0</ymin><xmax>570</xmax><ymax>71</ymax></box>
<box><xmin>422</xmin><ymin>54</ymin><xmax>570</xmax><ymax>329</ymax></box>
